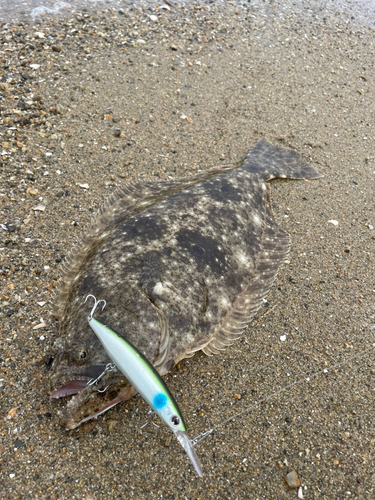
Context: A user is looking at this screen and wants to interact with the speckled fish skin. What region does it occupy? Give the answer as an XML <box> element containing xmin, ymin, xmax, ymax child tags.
<box><xmin>49</xmin><ymin>141</ymin><xmax>322</xmax><ymax>429</ymax></box>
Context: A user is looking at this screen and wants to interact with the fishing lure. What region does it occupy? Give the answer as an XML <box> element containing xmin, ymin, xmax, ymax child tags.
<box><xmin>85</xmin><ymin>294</ymin><xmax>203</xmax><ymax>477</ymax></box>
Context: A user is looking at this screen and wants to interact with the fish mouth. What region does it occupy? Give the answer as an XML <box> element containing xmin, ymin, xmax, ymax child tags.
<box><xmin>50</xmin><ymin>379</ymin><xmax>90</xmax><ymax>399</ymax></box>
<box><xmin>49</xmin><ymin>367</ymin><xmax>136</xmax><ymax>429</ymax></box>
<box><xmin>67</xmin><ymin>384</ymin><xmax>137</xmax><ymax>428</ymax></box>
<box><xmin>49</xmin><ymin>364</ymin><xmax>109</xmax><ymax>399</ymax></box>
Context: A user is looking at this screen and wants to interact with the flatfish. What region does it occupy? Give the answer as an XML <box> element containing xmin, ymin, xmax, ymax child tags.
<box><xmin>48</xmin><ymin>140</ymin><xmax>322</xmax><ymax>429</ymax></box>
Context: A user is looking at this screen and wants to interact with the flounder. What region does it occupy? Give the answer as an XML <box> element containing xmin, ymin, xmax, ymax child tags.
<box><xmin>49</xmin><ymin>141</ymin><xmax>322</xmax><ymax>429</ymax></box>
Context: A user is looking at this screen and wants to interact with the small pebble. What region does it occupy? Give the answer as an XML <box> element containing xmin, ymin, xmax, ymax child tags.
<box><xmin>33</xmin><ymin>322</ymin><xmax>46</xmax><ymax>330</ymax></box>
<box><xmin>328</xmin><ymin>220</ymin><xmax>339</xmax><ymax>226</ymax></box>
<box><xmin>285</xmin><ymin>470</ymin><xmax>301</xmax><ymax>488</ymax></box>
<box><xmin>114</xmin><ymin>128</ymin><xmax>124</xmax><ymax>137</ymax></box>
<box><xmin>106</xmin><ymin>418</ymin><xmax>119</xmax><ymax>433</ymax></box>
<box><xmin>82</xmin><ymin>420</ymin><xmax>97</xmax><ymax>433</ymax></box>
<box><xmin>33</xmin><ymin>205</ymin><xmax>46</xmax><ymax>211</ymax></box>
<box><xmin>163</xmin><ymin>435</ymin><xmax>172</xmax><ymax>447</ymax></box>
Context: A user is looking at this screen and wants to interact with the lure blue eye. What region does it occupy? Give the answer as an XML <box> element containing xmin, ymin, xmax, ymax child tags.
<box><xmin>153</xmin><ymin>393</ymin><xmax>168</xmax><ymax>409</ymax></box>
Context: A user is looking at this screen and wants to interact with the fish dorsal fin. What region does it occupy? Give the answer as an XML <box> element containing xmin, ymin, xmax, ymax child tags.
<box><xmin>202</xmin><ymin>223</ymin><xmax>291</xmax><ymax>355</ymax></box>
<box><xmin>52</xmin><ymin>167</ymin><xmax>235</xmax><ymax>324</ymax></box>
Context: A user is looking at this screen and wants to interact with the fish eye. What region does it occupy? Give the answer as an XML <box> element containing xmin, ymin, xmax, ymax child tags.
<box><xmin>171</xmin><ymin>415</ymin><xmax>180</xmax><ymax>426</ymax></box>
<box><xmin>70</xmin><ymin>347</ymin><xmax>89</xmax><ymax>365</ymax></box>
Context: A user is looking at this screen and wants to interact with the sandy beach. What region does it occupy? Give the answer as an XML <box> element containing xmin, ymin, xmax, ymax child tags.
<box><xmin>1</xmin><ymin>1</ymin><xmax>374</xmax><ymax>498</ymax></box>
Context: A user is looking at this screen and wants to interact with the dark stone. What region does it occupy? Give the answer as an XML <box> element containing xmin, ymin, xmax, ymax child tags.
<box><xmin>14</xmin><ymin>439</ymin><xmax>25</xmax><ymax>449</ymax></box>
<box><xmin>19</xmin><ymin>116</ymin><xmax>30</xmax><ymax>126</ymax></box>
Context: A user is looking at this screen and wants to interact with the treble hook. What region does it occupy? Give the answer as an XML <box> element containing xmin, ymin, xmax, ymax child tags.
<box><xmin>86</xmin><ymin>362</ymin><xmax>116</xmax><ymax>388</ymax></box>
<box><xmin>84</xmin><ymin>294</ymin><xmax>106</xmax><ymax>321</ymax></box>
<box><xmin>97</xmin><ymin>385</ymin><xmax>110</xmax><ymax>393</ymax></box>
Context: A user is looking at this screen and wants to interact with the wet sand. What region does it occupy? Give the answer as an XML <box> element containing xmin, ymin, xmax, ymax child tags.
<box><xmin>1</xmin><ymin>1</ymin><xmax>374</xmax><ymax>498</ymax></box>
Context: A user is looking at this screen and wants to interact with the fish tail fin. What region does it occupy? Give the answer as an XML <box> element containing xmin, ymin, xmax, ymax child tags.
<box><xmin>243</xmin><ymin>140</ymin><xmax>323</xmax><ymax>181</ymax></box>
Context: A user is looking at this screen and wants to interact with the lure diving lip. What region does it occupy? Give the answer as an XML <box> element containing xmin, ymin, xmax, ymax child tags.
<box><xmin>85</xmin><ymin>294</ymin><xmax>203</xmax><ymax>477</ymax></box>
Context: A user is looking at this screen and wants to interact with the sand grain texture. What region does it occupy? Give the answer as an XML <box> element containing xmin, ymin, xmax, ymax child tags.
<box><xmin>0</xmin><ymin>2</ymin><xmax>374</xmax><ymax>498</ymax></box>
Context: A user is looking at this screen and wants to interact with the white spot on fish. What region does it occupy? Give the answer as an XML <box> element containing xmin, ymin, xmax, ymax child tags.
<box><xmin>221</xmin><ymin>297</ymin><xmax>230</xmax><ymax>307</ymax></box>
<box><xmin>237</xmin><ymin>252</ymin><xmax>249</xmax><ymax>265</ymax></box>
<box><xmin>153</xmin><ymin>282</ymin><xmax>169</xmax><ymax>295</ymax></box>
<box><xmin>253</xmin><ymin>214</ymin><xmax>261</xmax><ymax>226</ymax></box>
